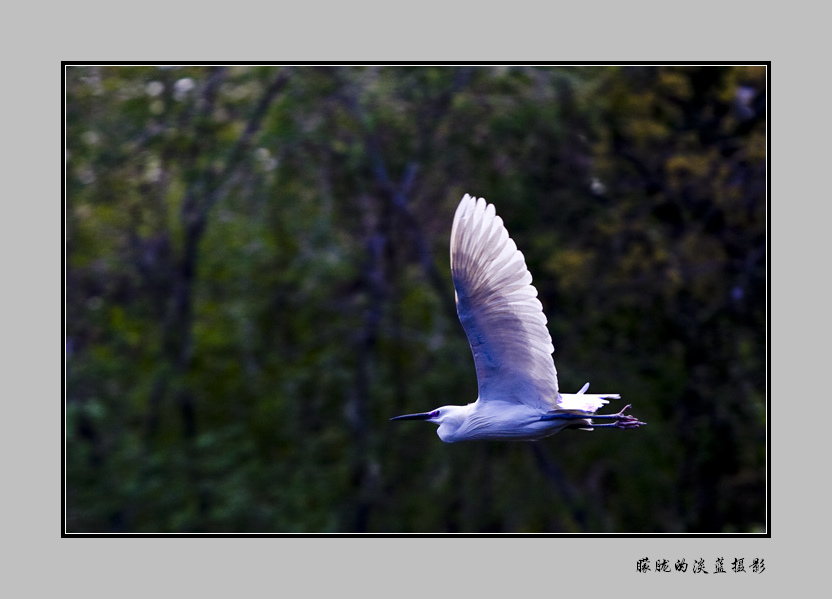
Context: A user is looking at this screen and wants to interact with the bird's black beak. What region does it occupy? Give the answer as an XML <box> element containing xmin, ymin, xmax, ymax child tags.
<box><xmin>390</xmin><ymin>412</ymin><xmax>433</xmax><ymax>421</ymax></box>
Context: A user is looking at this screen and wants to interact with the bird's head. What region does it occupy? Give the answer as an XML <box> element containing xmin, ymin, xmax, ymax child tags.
<box><xmin>390</xmin><ymin>405</ymin><xmax>470</xmax><ymax>442</ymax></box>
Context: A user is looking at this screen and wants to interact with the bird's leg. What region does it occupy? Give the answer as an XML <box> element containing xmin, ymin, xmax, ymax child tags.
<box><xmin>588</xmin><ymin>404</ymin><xmax>645</xmax><ymax>428</ymax></box>
<box><xmin>540</xmin><ymin>404</ymin><xmax>645</xmax><ymax>428</ymax></box>
<box><xmin>585</xmin><ymin>420</ymin><xmax>644</xmax><ymax>429</ymax></box>
<box><xmin>586</xmin><ymin>404</ymin><xmax>633</xmax><ymax>419</ymax></box>
<box><xmin>545</xmin><ymin>404</ymin><xmax>645</xmax><ymax>428</ymax></box>
<box><xmin>540</xmin><ymin>412</ymin><xmax>591</xmax><ymax>421</ymax></box>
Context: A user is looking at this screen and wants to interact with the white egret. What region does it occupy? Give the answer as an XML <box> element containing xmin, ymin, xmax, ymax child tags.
<box><xmin>391</xmin><ymin>194</ymin><xmax>644</xmax><ymax>442</ymax></box>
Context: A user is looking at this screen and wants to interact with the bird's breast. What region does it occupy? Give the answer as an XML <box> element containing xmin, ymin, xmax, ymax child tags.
<box><xmin>443</xmin><ymin>404</ymin><xmax>566</xmax><ymax>442</ymax></box>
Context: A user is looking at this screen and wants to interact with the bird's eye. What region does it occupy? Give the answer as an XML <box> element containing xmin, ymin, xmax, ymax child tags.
<box><xmin>430</xmin><ymin>410</ymin><xmax>440</xmax><ymax>418</ymax></box>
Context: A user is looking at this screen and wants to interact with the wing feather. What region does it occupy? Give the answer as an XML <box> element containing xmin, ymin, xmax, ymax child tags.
<box><xmin>451</xmin><ymin>194</ymin><xmax>559</xmax><ymax>410</ymax></box>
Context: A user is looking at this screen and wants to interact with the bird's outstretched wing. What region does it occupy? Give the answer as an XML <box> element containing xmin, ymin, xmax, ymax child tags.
<box><xmin>450</xmin><ymin>194</ymin><xmax>559</xmax><ymax>411</ymax></box>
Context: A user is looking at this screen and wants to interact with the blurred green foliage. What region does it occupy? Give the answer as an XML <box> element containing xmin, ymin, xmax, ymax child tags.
<box><xmin>66</xmin><ymin>65</ymin><xmax>766</xmax><ymax>533</ymax></box>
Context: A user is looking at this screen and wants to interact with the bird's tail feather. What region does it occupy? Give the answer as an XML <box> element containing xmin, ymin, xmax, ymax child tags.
<box><xmin>557</xmin><ymin>391</ymin><xmax>620</xmax><ymax>412</ymax></box>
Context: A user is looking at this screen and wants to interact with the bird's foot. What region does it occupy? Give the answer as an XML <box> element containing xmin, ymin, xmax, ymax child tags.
<box><xmin>612</xmin><ymin>404</ymin><xmax>645</xmax><ymax>428</ymax></box>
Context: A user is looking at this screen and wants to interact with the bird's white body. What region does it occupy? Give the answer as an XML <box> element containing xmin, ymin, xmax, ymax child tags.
<box><xmin>431</xmin><ymin>395</ymin><xmax>606</xmax><ymax>443</ymax></box>
<box><xmin>391</xmin><ymin>194</ymin><xmax>643</xmax><ymax>442</ymax></box>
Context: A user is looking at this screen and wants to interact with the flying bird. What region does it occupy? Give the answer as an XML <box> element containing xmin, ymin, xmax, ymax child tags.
<box><xmin>391</xmin><ymin>194</ymin><xmax>644</xmax><ymax>442</ymax></box>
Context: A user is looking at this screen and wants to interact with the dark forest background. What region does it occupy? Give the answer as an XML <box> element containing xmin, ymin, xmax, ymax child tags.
<box><xmin>65</xmin><ymin>65</ymin><xmax>766</xmax><ymax>533</ymax></box>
